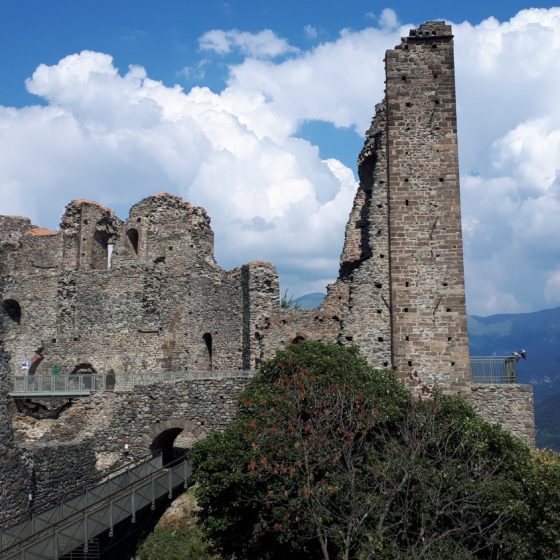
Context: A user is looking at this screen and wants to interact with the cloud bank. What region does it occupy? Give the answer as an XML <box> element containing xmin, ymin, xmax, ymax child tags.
<box><xmin>1</xmin><ymin>8</ymin><xmax>560</xmax><ymax>314</ymax></box>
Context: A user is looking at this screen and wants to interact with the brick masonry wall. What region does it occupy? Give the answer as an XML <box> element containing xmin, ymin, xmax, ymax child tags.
<box><xmin>470</xmin><ymin>384</ymin><xmax>535</xmax><ymax>446</ymax></box>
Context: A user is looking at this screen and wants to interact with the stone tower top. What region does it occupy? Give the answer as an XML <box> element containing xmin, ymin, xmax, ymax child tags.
<box><xmin>408</xmin><ymin>21</ymin><xmax>452</xmax><ymax>38</ymax></box>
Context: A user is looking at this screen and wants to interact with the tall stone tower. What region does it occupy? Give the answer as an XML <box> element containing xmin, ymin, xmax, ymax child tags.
<box><xmin>334</xmin><ymin>21</ymin><xmax>470</xmax><ymax>393</ymax></box>
<box><xmin>385</xmin><ymin>21</ymin><xmax>469</xmax><ymax>391</ymax></box>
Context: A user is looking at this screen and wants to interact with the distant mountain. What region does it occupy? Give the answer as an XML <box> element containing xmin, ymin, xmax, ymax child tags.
<box><xmin>294</xmin><ymin>292</ymin><xmax>325</xmax><ymax>309</ymax></box>
<box><xmin>468</xmin><ymin>306</ymin><xmax>560</xmax><ymax>403</ymax></box>
<box><xmin>536</xmin><ymin>391</ymin><xmax>560</xmax><ymax>450</ymax></box>
<box><xmin>468</xmin><ymin>306</ymin><xmax>560</xmax><ymax>450</ymax></box>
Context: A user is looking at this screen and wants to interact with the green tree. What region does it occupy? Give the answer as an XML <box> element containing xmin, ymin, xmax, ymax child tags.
<box><xmin>191</xmin><ymin>342</ymin><xmax>548</xmax><ymax>560</ymax></box>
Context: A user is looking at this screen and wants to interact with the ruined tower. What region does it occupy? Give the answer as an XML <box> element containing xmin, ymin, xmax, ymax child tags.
<box><xmin>387</xmin><ymin>22</ymin><xmax>469</xmax><ymax>389</ymax></box>
<box><xmin>331</xmin><ymin>21</ymin><xmax>469</xmax><ymax>393</ymax></box>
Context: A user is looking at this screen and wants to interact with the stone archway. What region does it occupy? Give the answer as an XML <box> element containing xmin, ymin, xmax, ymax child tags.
<box><xmin>143</xmin><ymin>419</ymin><xmax>206</xmax><ymax>466</ymax></box>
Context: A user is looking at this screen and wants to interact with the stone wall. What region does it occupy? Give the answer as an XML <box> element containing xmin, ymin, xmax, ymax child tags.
<box><xmin>470</xmin><ymin>384</ymin><xmax>535</xmax><ymax>446</ymax></box>
<box><xmin>0</xmin><ymin>352</ymin><xmax>31</xmax><ymax>524</ymax></box>
<box><xmin>24</xmin><ymin>441</ymin><xmax>99</xmax><ymax>510</ymax></box>
<box><xmin>0</xmin><ymin>272</ymin><xmax>32</xmax><ymax>525</ymax></box>
<box><xmin>0</xmin><ymin>194</ymin><xmax>278</xmax><ymax>376</ymax></box>
<box><xmin>384</xmin><ymin>22</ymin><xmax>470</xmax><ymax>392</ymax></box>
<box><xmin>13</xmin><ymin>374</ymin><xmax>254</xmax><ymax>464</ymax></box>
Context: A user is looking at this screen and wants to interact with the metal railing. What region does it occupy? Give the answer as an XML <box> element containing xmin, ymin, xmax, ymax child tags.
<box><xmin>0</xmin><ymin>454</ymin><xmax>191</xmax><ymax>559</ymax></box>
<box><xmin>469</xmin><ymin>356</ymin><xmax>517</xmax><ymax>384</ymax></box>
<box><xmin>9</xmin><ymin>374</ymin><xmax>106</xmax><ymax>397</ymax></box>
<box><xmin>8</xmin><ymin>370</ymin><xmax>256</xmax><ymax>398</ymax></box>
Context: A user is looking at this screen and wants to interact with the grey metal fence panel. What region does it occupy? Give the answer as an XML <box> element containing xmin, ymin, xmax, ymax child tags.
<box><xmin>470</xmin><ymin>356</ymin><xmax>517</xmax><ymax>384</ymax></box>
<box><xmin>9</xmin><ymin>370</ymin><xmax>255</xmax><ymax>397</ymax></box>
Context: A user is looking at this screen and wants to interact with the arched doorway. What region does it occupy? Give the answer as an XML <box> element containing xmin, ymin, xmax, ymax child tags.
<box><xmin>150</xmin><ymin>428</ymin><xmax>185</xmax><ymax>466</ymax></box>
<box><xmin>92</xmin><ymin>230</ymin><xmax>111</xmax><ymax>270</ymax></box>
<box><xmin>145</xmin><ymin>420</ymin><xmax>206</xmax><ymax>466</ymax></box>
<box><xmin>70</xmin><ymin>363</ymin><xmax>96</xmax><ymax>375</ymax></box>
<box><xmin>202</xmin><ymin>333</ymin><xmax>213</xmax><ymax>370</ymax></box>
<box><xmin>127</xmin><ymin>228</ymin><xmax>139</xmax><ymax>254</ymax></box>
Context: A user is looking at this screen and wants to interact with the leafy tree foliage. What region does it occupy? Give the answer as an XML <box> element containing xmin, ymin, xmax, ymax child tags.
<box><xmin>191</xmin><ymin>342</ymin><xmax>559</xmax><ymax>559</ymax></box>
<box><xmin>137</xmin><ymin>518</ymin><xmax>216</xmax><ymax>560</ymax></box>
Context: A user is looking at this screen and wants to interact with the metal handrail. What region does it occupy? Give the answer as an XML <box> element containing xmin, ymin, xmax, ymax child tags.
<box><xmin>0</xmin><ymin>454</ymin><xmax>190</xmax><ymax>559</ymax></box>
<box><xmin>8</xmin><ymin>369</ymin><xmax>256</xmax><ymax>397</ymax></box>
<box><xmin>470</xmin><ymin>356</ymin><xmax>517</xmax><ymax>384</ymax></box>
<box><xmin>9</xmin><ymin>373</ymin><xmax>106</xmax><ymax>396</ymax></box>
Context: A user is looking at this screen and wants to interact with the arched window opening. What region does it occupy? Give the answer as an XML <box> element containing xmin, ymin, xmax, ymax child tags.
<box><xmin>92</xmin><ymin>231</ymin><xmax>111</xmax><ymax>270</ymax></box>
<box><xmin>70</xmin><ymin>363</ymin><xmax>96</xmax><ymax>375</ymax></box>
<box><xmin>3</xmin><ymin>299</ymin><xmax>22</xmax><ymax>324</ymax></box>
<box><xmin>127</xmin><ymin>228</ymin><xmax>139</xmax><ymax>255</ymax></box>
<box><xmin>150</xmin><ymin>428</ymin><xmax>184</xmax><ymax>466</ymax></box>
<box><xmin>202</xmin><ymin>333</ymin><xmax>213</xmax><ymax>371</ymax></box>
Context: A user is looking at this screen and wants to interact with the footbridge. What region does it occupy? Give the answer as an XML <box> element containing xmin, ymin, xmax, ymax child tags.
<box><xmin>8</xmin><ymin>370</ymin><xmax>256</xmax><ymax>399</ymax></box>
<box><xmin>0</xmin><ymin>453</ymin><xmax>191</xmax><ymax>560</ymax></box>
<box><xmin>7</xmin><ymin>358</ymin><xmax>516</xmax><ymax>400</ymax></box>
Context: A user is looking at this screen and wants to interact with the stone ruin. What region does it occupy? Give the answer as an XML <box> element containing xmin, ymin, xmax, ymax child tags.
<box><xmin>0</xmin><ymin>21</ymin><xmax>535</xmax><ymax>523</ymax></box>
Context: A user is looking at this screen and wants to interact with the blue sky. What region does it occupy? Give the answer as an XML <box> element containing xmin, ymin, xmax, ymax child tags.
<box><xmin>4</xmin><ymin>1</ymin><xmax>554</xmax><ymax>108</ymax></box>
<box><xmin>1</xmin><ymin>1</ymin><xmax>560</xmax><ymax>315</ymax></box>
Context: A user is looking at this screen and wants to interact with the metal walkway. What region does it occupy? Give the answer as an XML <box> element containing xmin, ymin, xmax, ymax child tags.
<box><xmin>8</xmin><ymin>370</ymin><xmax>255</xmax><ymax>399</ymax></box>
<box><xmin>6</xmin><ymin>358</ymin><xmax>520</xmax><ymax>399</ymax></box>
<box><xmin>0</xmin><ymin>454</ymin><xmax>191</xmax><ymax>560</ymax></box>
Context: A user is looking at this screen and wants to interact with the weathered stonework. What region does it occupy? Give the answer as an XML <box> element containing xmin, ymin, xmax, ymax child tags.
<box><xmin>0</xmin><ymin>21</ymin><xmax>536</xmax><ymax>525</ymax></box>
<box><xmin>0</xmin><ymin>278</ymin><xmax>32</xmax><ymax>524</ymax></box>
<box><xmin>22</xmin><ymin>441</ymin><xmax>100</xmax><ymax>511</ymax></box>
<box><xmin>470</xmin><ymin>384</ymin><xmax>536</xmax><ymax>444</ymax></box>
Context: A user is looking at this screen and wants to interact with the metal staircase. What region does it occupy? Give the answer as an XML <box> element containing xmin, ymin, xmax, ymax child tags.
<box><xmin>0</xmin><ymin>455</ymin><xmax>191</xmax><ymax>560</ymax></box>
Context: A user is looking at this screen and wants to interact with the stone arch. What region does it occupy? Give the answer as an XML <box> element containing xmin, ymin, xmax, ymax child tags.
<box><xmin>70</xmin><ymin>362</ymin><xmax>97</xmax><ymax>375</ymax></box>
<box><xmin>292</xmin><ymin>333</ymin><xmax>307</xmax><ymax>344</ymax></box>
<box><xmin>127</xmin><ymin>228</ymin><xmax>139</xmax><ymax>255</ymax></box>
<box><xmin>2</xmin><ymin>298</ymin><xmax>22</xmax><ymax>325</ymax></box>
<box><xmin>144</xmin><ymin>419</ymin><xmax>206</xmax><ymax>466</ymax></box>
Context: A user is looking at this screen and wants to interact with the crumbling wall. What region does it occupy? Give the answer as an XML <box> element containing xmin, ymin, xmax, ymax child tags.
<box><xmin>384</xmin><ymin>22</ymin><xmax>470</xmax><ymax>392</ymax></box>
<box><xmin>0</xmin><ymin>194</ymin><xmax>277</xmax><ymax>377</ymax></box>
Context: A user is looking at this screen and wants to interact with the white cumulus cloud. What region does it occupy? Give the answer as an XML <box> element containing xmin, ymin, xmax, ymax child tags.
<box><xmin>2</xmin><ymin>8</ymin><xmax>560</xmax><ymax>312</ymax></box>
<box><xmin>199</xmin><ymin>29</ymin><xmax>298</xmax><ymax>59</ymax></box>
